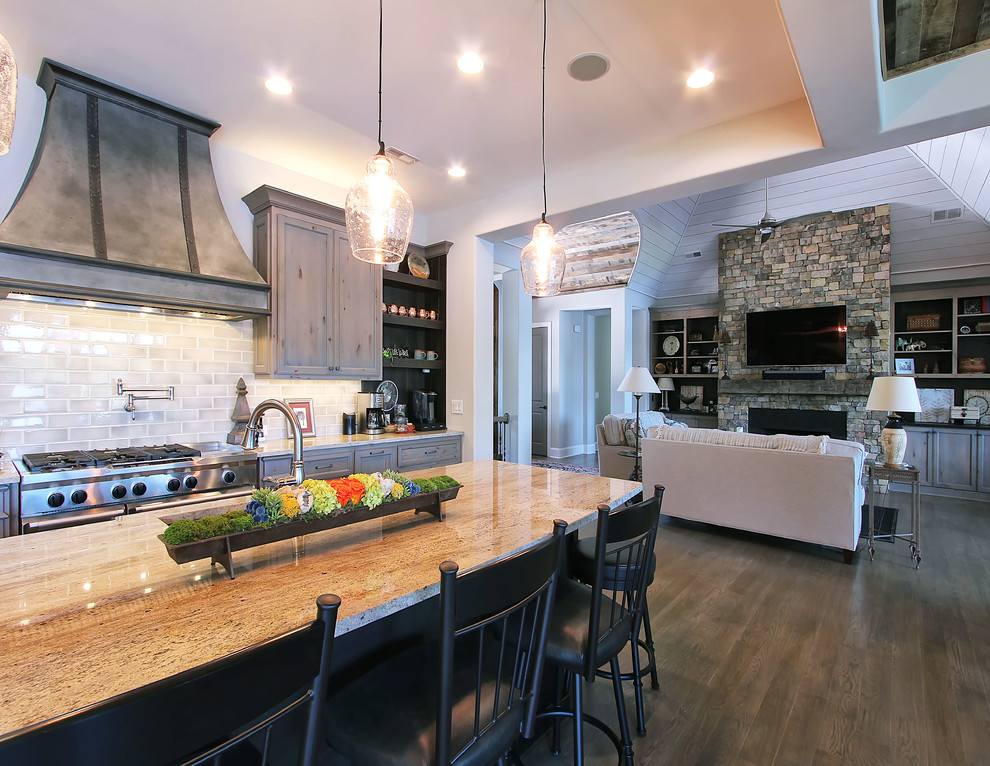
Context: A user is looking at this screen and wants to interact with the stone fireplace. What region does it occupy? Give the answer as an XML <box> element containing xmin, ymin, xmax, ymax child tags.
<box><xmin>716</xmin><ymin>205</ymin><xmax>891</xmax><ymax>452</ymax></box>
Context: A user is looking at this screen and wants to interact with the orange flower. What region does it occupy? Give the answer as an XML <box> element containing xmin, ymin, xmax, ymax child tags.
<box><xmin>329</xmin><ymin>478</ymin><xmax>353</xmax><ymax>505</ymax></box>
<box><xmin>345</xmin><ymin>477</ymin><xmax>365</xmax><ymax>504</ymax></box>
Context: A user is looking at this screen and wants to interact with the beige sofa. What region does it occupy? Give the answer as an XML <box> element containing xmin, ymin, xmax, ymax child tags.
<box><xmin>642</xmin><ymin>426</ymin><xmax>866</xmax><ymax>562</ymax></box>
<box><xmin>596</xmin><ymin>411</ymin><xmax>686</xmax><ymax>479</ymax></box>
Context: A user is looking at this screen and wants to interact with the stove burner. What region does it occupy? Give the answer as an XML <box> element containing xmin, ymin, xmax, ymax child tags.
<box><xmin>22</xmin><ymin>451</ymin><xmax>97</xmax><ymax>473</ymax></box>
<box><xmin>21</xmin><ymin>444</ymin><xmax>202</xmax><ymax>473</ymax></box>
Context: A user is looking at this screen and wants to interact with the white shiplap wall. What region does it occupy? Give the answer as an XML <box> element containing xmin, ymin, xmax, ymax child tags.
<box><xmin>909</xmin><ymin>127</ymin><xmax>990</xmax><ymax>225</ymax></box>
<box><xmin>646</xmin><ymin>146</ymin><xmax>990</xmax><ymax>304</ymax></box>
<box><xmin>628</xmin><ymin>195</ymin><xmax>698</xmax><ymax>301</ymax></box>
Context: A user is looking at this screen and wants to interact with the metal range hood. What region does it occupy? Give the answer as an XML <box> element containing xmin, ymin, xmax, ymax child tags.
<box><xmin>0</xmin><ymin>60</ymin><xmax>269</xmax><ymax>319</ymax></box>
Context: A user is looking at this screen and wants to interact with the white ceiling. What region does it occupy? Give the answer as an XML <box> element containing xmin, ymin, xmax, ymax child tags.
<box><xmin>2</xmin><ymin>0</ymin><xmax>990</xmax><ymax>227</ymax></box>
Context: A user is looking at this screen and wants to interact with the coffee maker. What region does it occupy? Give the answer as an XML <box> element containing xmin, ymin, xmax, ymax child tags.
<box><xmin>356</xmin><ymin>392</ymin><xmax>386</xmax><ymax>435</ymax></box>
<box><xmin>410</xmin><ymin>390</ymin><xmax>441</xmax><ymax>430</ymax></box>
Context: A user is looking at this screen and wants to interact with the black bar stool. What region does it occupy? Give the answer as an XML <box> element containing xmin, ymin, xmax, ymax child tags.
<box><xmin>537</xmin><ymin>485</ymin><xmax>664</xmax><ymax>765</ymax></box>
<box><xmin>326</xmin><ymin>520</ymin><xmax>567</xmax><ymax>766</ymax></box>
<box><xmin>0</xmin><ymin>594</ymin><xmax>341</xmax><ymax>766</ymax></box>
<box><xmin>570</xmin><ymin>486</ymin><xmax>665</xmax><ymax>736</ymax></box>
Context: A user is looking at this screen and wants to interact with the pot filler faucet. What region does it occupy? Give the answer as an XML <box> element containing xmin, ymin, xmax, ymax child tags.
<box><xmin>242</xmin><ymin>399</ymin><xmax>305</xmax><ymax>488</ymax></box>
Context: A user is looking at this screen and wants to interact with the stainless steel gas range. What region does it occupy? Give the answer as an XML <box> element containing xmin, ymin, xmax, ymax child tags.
<box><xmin>15</xmin><ymin>443</ymin><xmax>258</xmax><ymax>533</ymax></box>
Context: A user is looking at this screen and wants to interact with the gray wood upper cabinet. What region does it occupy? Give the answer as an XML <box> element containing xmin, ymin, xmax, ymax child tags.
<box><xmin>243</xmin><ymin>185</ymin><xmax>382</xmax><ymax>380</ymax></box>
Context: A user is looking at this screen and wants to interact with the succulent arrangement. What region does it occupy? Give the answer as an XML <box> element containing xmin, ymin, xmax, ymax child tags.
<box><xmin>161</xmin><ymin>471</ymin><xmax>459</xmax><ymax>546</ymax></box>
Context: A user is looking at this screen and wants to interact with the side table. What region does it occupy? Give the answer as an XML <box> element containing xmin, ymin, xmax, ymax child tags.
<box><xmin>866</xmin><ymin>461</ymin><xmax>922</xmax><ymax>569</ymax></box>
<box><xmin>617</xmin><ymin>449</ymin><xmax>642</xmax><ymax>482</ymax></box>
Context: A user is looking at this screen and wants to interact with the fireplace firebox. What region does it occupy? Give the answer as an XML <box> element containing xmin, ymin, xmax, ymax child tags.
<box><xmin>748</xmin><ymin>408</ymin><xmax>847</xmax><ymax>440</ymax></box>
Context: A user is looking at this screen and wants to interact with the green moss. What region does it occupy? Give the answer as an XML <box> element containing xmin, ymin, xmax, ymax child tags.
<box><xmin>162</xmin><ymin>519</ymin><xmax>200</xmax><ymax>546</ymax></box>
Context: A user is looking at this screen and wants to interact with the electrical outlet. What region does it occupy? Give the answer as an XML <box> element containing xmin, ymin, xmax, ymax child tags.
<box><xmin>451</xmin><ymin>399</ymin><xmax>464</xmax><ymax>415</ymax></box>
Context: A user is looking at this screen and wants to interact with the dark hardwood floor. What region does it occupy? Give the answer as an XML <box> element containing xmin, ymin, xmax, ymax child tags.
<box><xmin>521</xmin><ymin>491</ymin><xmax>990</xmax><ymax>766</ymax></box>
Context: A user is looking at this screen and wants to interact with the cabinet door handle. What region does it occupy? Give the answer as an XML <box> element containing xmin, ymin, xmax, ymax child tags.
<box><xmin>369</xmin><ymin>450</ymin><xmax>385</xmax><ymax>455</ymax></box>
<box><xmin>425</xmin><ymin>449</ymin><xmax>437</xmax><ymax>455</ymax></box>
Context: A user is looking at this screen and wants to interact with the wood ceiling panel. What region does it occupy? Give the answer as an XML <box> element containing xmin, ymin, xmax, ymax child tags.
<box><xmin>883</xmin><ymin>0</ymin><xmax>990</xmax><ymax>78</ymax></box>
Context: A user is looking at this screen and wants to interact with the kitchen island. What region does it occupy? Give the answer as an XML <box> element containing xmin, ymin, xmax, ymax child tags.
<box><xmin>0</xmin><ymin>460</ymin><xmax>639</xmax><ymax>735</ymax></box>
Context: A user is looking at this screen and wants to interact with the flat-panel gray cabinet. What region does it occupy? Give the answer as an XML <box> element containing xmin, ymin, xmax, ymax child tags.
<box><xmin>243</xmin><ymin>185</ymin><xmax>381</xmax><ymax>380</ymax></box>
<box><xmin>902</xmin><ymin>427</ymin><xmax>932</xmax><ymax>486</ymax></box>
<box><xmin>354</xmin><ymin>445</ymin><xmax>397</xmax><ymax>474</ymax></box>
<box><xmin>979</xmin><ymin>433</ymin><xmax>990</xmax><ymax>494</ymax></box>
<box><xmin>932</xmin><ymin>429</ymin><xmax>978</xmax><ymax>491</ymax></box>
<box><xmin>0</xmin><ymin>483</ymin><xmax>15</xmax><ymax>538</ymax></box>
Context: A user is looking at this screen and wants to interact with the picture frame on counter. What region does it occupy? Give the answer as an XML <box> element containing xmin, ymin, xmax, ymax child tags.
<box><xmin>894</xmin><ymin>358</ymin><xmax>915</xmax><ymax>375</ymax></box>
<box><xmin>287</xmin><ymin>399</ymin><xmax>316</xmax><ymax>437</ymax></box>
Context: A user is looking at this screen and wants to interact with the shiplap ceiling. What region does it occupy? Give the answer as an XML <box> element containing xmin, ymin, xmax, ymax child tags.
<box><xmin>882</xmin><ymin>0</ymin><xmax>990</xmax><ymax>78</ymax></box>
<box><xmin>641</xmin><ymin>139</ymin><xmax>990</xmax><ymax>308</ymax></box>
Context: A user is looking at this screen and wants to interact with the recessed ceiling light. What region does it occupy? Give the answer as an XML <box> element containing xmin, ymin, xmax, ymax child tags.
<box><xmin>447</xmin><ymin>166</ymin><xmax>466</xmax><ymax>178</ymax></box>
<box><xmin>686</xmin><ymin>69</ymin><xmax>715</xmax><ymax>89</ymax></box>
<box><xmin>568</xmin><ymin>53</ymin><xmax>610</xmax><ymax>82</ymax></box>
<box><xmin>265</xmin><ymin>76</ymin><xmax>293</xmax><ymax>95</ymax></box>
<box><xmin>457</xmin><ymin>53</ymin><xmax>484</xmax><ymax>74</ymax></box>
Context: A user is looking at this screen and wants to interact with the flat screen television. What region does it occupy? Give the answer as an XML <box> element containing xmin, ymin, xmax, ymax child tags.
<box><xmin>746</xmin><ymin>304</ymin><xmax>847</xmax><ymax>367</ymax></box>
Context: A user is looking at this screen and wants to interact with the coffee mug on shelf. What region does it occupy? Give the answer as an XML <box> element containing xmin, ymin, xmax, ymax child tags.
<box><xmin>426</xmin><ymin>350</ymin><xmax>438</xmax><ymax>360</ymax></box>
<box><xmin>429</xmin><ymin>310</ymin><xmax>437</xmax><ymax>320</ymax></box>
<box><xmin>418</xmin><ymin>308</ymin><xmax>429</xmax><ymax>319</ymax></box>
<box><xmin>388</xmin><ymin>304</ymin><xmax>398</xmax><ymax>314</ymax></box>
<box><xmin>414</xmin><ymin>348</ymin><xmax>426</xmax><ymax>360</ymax></box>
<box><xmin>398</xmin><ymin>306</ymin><xmax>408</xmax><ymax>317</ymax></box>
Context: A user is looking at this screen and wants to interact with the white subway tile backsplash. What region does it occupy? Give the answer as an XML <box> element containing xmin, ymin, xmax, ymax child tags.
<box><xmin>0</xmin><ymin>299</ymin><xmax>363</xmax><ymax>457</ymax></box>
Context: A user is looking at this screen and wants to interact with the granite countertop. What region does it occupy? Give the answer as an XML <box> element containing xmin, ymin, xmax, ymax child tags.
<box><xmin>0</xmin><ymin>460</ymin><xmax>639</xmax><ymax>735</ymax></box>
<box><xmin>251</xmin><ymin>428</ymin><xmax>464</xmax><ymax>457</ymax></box>
<box><xmin>0</xmin><ymin>460</ymin><xmax>20</xmax><ymax>484</ymax></box>
<box><xmin>903</xmin><ymin>421</ymin><xmax>990</xmax><ymax>431</ymax></box>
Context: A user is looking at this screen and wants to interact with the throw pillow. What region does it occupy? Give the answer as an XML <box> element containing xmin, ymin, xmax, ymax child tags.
<box><xmin>621</xmin><ymin>418</ymin><xmax>645</xmax><ymax>447</ymax></box>
<box><xmin>602</xmin><ymin>414</ymin><xmax>624</xmax><ymax>446</ymax></box>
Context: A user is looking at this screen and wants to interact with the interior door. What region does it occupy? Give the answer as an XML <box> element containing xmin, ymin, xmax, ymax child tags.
<box><xmin>532</xmin><ymin>326</ymin><xmax>548</xmax><ymax>456</ymax></box>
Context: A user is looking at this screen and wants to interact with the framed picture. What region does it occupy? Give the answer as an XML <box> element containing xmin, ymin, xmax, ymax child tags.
<box><xmin>286</xmin><ymin>399</ymin><xmax>316</xmax><ymax>437</ymax></box>
<box><xmin>962</xmin><ymin>298</ymin><xmax>982</xmax><ymax>315</ymax></box>
<box><xmin>894</xmin><ymin>358</ymin><xmax>915</xmax><ymax>375</ymax></box>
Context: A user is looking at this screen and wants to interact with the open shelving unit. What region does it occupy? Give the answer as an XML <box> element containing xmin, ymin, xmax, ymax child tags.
<box><xmin>893</xmin><ymin>294</ymin><xmax>990</xmax><ymax>377</ymax></box>
<box><xmin>649</xmin><ymin>310</ymin><xmax>721</xmax><ymax>418</ymax></box>
<box><xmin>368</xmin><ymin>241</ymin><xmax>451</xmax><ymax>423</ymax></box>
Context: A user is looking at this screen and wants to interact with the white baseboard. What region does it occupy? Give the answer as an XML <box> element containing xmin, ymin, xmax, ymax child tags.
<box><xmin>547</xmin><ymin>443</ymin><xmax>596</xmax><ymax>459</ymax></box>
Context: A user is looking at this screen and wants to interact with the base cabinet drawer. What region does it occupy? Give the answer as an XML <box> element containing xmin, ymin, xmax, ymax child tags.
<box><xmin>355</xmin><ymin>445</ymin><xmax>397</xmax><ymax>474</ymax></box>
<box><xmin>304</xmin><ymin>449</ymin><xmax>354</xmax><ymax>480</ymax></box>
<box><xmin>398</xmin><ymin>438</ymin><xmax>462</xmax><ymax>470</ymax></box>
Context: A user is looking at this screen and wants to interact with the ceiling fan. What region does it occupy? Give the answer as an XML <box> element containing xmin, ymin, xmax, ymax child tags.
<box><xmin>711</xmin><ymin>179</ymin><xmax>829</xmax><ymax>244</ymax></box>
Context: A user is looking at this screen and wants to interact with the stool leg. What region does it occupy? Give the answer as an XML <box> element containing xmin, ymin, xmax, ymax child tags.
<box><xmin>610</xmin><ymin>656</ymin><xmax>635</xmax><ymax>766</ymax></box>
<box><xmin>573</xmin><ymin>672</ymin><xmax>584</xmax><ymax>766</ymax></box>
<box><xmin>630</xmin><ymin>616</ymin><xmax>647</xmax><ymax>737</ymax></box>
<box><xmin>642</xmin><ymin>600</ymin><xmax>659</xmax><ymax>690</ymax></box>
<box><xmin>550</xmin><ymin>665</ymin><xmax>565</xmax><ymax>756</ymax></box>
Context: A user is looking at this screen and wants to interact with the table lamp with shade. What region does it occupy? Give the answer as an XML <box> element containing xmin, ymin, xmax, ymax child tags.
<box><xmin>657</xmin><ymin>376</ymin><xmax>675</xmax><ymax>411</ymax></box>
<box><xmin>618</xmin><ymin>366</ymin><xmax>661</xmax><ymax>481</ymax></box>
<box><xmin>865</xmin><ymin>376</ymin><xmax>922</xmax><ymax>467</ymax></box>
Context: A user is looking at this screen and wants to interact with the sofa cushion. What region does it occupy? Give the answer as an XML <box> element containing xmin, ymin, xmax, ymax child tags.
<box><xmin>647</xmin><ymin>425</ymin><xmax>829</xmax><ymax>453</ymax></box>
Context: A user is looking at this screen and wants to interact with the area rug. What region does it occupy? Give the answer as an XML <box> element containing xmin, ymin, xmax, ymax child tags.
<box><xmin>860</xmin><ymin>504</ymin><xmax>899</xmax><ymax>543</ymax></box>
<box><xmin>531</xmin><ymin>459</ymin><xmax>600</xmax><ymax>476</ymax></box>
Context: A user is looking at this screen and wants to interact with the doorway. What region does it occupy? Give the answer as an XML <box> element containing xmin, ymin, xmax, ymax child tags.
<box><xmin>531</xmin><ymin>325</ymin><xmax>549</xmax><ymax>456</ymax></box>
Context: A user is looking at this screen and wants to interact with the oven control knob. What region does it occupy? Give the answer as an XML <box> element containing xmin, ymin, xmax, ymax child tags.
<box><xmin>111</xmin><ymin>484</ymin><xmax>127</xmax><ymax>500</ymax></box>
<box><xmin>167</xmin><ymin>478</ymin><xmax>181</xmax><ymax>492</ymax></box>
<box><xmin>47</xmin><ymin>492</ymin><xmax>65</xmax><ymax>508</ymax></box>
<box><xmin>221</xmin><ymin>470</ymin><xmax>236</xmax><ymax>484</ymax></box>
<box><xmin>70</xmin><ymin>490</ymin><xmax>88</xmax><ymax>505</ymax></box>
<box><xmin>132</xmin><ymin>482</ymin><xmax>147</xmax><ymax>496</ymax></box>
<box><xmin>184</xmin><ymin>476</ymin><xmax>199</xmax><ymax>490</ymax></box>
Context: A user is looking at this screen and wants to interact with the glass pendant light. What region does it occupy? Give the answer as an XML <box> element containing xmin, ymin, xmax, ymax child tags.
<box><xmin>345</xmin><ymin>0</ymin><xmax>413</xmax><ymax>265</ymax></box>
<box><xmin>0</xmin><ymin>32</ymin><xmax>16</xmax><ymax>156</ymax></box>
<box><xmin>520</xmin><ymin>0</ymin><xmax>565</xmax><ymax>297</ymax></box>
